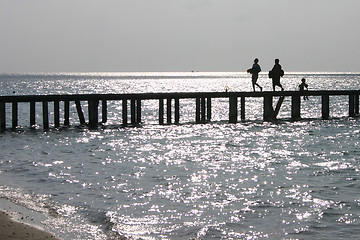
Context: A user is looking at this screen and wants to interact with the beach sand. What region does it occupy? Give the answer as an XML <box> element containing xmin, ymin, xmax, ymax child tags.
<box><xmin>0</xmin><ymin>210</ymin><xmax>61</xmax><ymax>240</ymax></box>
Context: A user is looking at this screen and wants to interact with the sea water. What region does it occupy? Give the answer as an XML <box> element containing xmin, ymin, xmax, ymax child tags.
<box><xmin>0</xmin><ymin>72</ymin><xmax>360</xmax><ymax>239</ymax></box>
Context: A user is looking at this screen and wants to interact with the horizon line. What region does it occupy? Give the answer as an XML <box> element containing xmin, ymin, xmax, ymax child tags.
<box><xmin>1</xmin><ymin>71</ymin><xmax>360</xmax><ymax>75</ymax></box>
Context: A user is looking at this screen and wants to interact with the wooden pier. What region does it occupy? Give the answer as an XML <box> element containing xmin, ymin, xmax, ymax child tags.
<box><xmin>0</xmin><ymin>90</ymin><xmax>359</xmax><ymax>130</ymax></box>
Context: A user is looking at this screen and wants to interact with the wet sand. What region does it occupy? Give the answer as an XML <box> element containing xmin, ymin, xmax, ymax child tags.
<box><xmin>0</xmin><ymin>210</ymin><xmax>61</xmax><ymax>240</ymax></box>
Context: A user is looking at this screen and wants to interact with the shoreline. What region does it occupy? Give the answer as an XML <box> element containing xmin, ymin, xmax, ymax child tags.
<box><xmin>0</xmin><ymin>197</ymin><xmax>62</xmax><ymax>240</ymax></box>
<box><xmin>0</xmin><ymin>210</ymin><xmax>61</xmax><ymax>240</ymax></box>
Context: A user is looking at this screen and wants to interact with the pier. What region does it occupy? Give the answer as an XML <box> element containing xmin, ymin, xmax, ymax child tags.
<box><xmin>0</xmin><ymin>90</ymin><xmax>359</xmax><ymax>130</ymax></box>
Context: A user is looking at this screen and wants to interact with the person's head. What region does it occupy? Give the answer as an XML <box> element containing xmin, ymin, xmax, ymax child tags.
<box><xmin>254</xmin><ymin>58</ymin><xmax>259</xmax><ymax>63</ymax></box>
<box><xmin>275</xmin><ymin>59</ymin><xmax>279</xmax><ymax>64</ymax></box>
<box><xmin>301</xmin><ymin>78</ymin><xmax>306</xmax><ymax>83</ymax></box>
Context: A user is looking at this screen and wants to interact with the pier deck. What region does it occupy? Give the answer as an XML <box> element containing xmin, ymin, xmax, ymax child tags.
<box><xmin>0</xmin><ymin>90</ymin><xmax>359</xmax><ymax>130</ymax></box>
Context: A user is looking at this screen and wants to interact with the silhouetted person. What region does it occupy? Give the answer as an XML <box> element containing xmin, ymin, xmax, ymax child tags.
<box><xmin>299</xmin><ymin>78</ymin><xmax>309</xmax><ymax>100</ymax></box>
<box><xmin>269</xmin><ymin>59</ymin><xmax>284</xmax><ymax>91</ymax></box>
<box><xmin>247</xmin><ymin>58</ymin><xmax>262</xmax><ymax>91</ymax></box>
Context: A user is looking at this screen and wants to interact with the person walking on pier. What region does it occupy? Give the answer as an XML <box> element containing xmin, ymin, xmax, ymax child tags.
<box><xmin>269</xmin><ymin>59</ymin><xmax>284</xmax><ymax>91</ymax></box>
<box><xmin>299</xmin><ymin>78</ymin><xmax>309</xmax><ymax>100</ymax></box>
<box><xmin>247</xmin><ymin>58</ymin><xmax>263</xmax><ymax>91</ymax></box>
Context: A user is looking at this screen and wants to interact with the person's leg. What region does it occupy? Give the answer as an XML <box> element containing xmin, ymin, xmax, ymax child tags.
<box><xmin>252</xmin><ymin>75</ymin><xmax>257</xmax><ymax>91</ymax></box>
<box><xmin>256</xmin><ymin>83</ymin><xmax>262</xmax><ymax>91</ymax></box>
<box><xmin>280</xmin><ymin>84</ymin><xmax>284</xmax><ymax>91</ymax></box>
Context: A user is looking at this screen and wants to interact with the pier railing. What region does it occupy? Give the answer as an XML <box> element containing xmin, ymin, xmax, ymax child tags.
<box><xmin>0</xmin><ymin>90</ymin><xmax>359</xmax><ymax>130</ymax></box>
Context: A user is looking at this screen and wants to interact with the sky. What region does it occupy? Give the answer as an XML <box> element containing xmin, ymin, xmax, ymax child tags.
<box><xmin>1</xmin><ymin>0</ymin><xmax>360</xmax><ymax>73</ymax></box>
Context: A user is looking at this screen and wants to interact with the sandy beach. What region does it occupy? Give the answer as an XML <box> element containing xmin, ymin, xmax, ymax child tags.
<box><xmin>0</xmin><ymin>210</ymin><xmax>60</xmax><ymax>240</ymax></box>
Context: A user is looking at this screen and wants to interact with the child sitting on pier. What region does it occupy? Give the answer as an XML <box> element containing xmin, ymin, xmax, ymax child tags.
<box><xmin>299</xmin><ymin>78</ymin><xmax>309</xmax><ymax>100</ymax></box>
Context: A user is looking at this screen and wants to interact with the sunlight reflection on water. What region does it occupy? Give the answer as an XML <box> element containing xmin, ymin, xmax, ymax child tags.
<box><xmin>1</xmin><ymin>73</ymin><xmax>360</xmax><ymax>239</ymax></box>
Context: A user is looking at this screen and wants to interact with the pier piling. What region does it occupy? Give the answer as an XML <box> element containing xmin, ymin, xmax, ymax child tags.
<box><xmin>274</xmin><ymin>96</ymin><xmax>285</xmax><ymax>118</ymax></box>
<box><xmin>200</xmin><ymin>97</ymin><xmax>206</xmax><ymax>122</ymax></box>
<box><xmin>30</xmin><ymin>101</ymin><xmax>36</xmax><ymax>127</ymax></box>
<box><xmin>322</xmin><ymin>95</ymin><xmax>330</xmax><ymax>119</ymax></box>
<box><xmin>167</xmin><ymin>98</ymin><xmax>172</xmax><ymax>124</ymax></box>
<box><xmin>131</xmin><ymin>99</ymin><xmax>136</xmax><ymax>124</ymax></box>
<box><xmin>0</xmin><ymin>102</ymin><xmax>5</xmax><ymax>130</ymax></box>
<box><xmin>240</xmin><ymin>97</ymin><xmax>245</xmax><ymax>121</ymax></box>
<box><xmin>195</xmin><ymin>97</ymin><xmax>210</xmax><ymax>123</ymax></box>
<box><xmin>54</xmin><ymin>100</ymin><xmax>60</xmax><ymax>128</ymax></box>
<box><xmin>12</xmin><ymin>102</ymin><xmax>18</xmax><ymax>129</ymax></box>
<box><xmin>42</xmin><ymin>101</ymin><xmax>49</xmax><ymax>129</ymax></box>
<box><xmin>263</xmin><ymin>96</ymin><xmax>274</xmax><ymax>121</ymax></box>
<box><xmin>75</xmin><ymin>100</ymin><xmax>86</xmax><ymax>125</ymax></box>
<box><xmin>88</xmin><ymin>99</ymin><xmax>99</xmax><ymax>129</ymax></box>
<box><xmin>175</xmin><ymin>98</ymin><xmax>180</xmax><ymax>124</ymax></box>
<box><xmin>122</xmin><ymin>99</ymin><xmax>128</xmax><ymax>126</ymax></box>
<box><xmin>102</xmin><ymin>100</ymin><xmax>107</xmax><ymax>123</ymax></box>
<box><xmin>207</xmin><ymin>97</ymin><xmax>212</xmax><ymax>121</ymax></box>
<box><xmin>291</xmin><ymin>95</ymin><xmax>301</xmax><ymax>120</ymax></box>
<box><xmin>349</xmin><ymin>94</ymin><xmax>356</xmax><ymax>117</ymax></box>
<box><xmin>136</xmin><ymin>99</ymin><xmax>142</xmax><ymax>124</ymax></box>
<box><xmin>355</xmin><ymin>95</ymin><xmax>359</xmax><ymax>115</ymax></box>
<box><xmin>64</xmin><ymin>101</ymin><xmax>70</xmax><ymax>126</ymax></box>
<box><xmin>229</xmin><ymin>97</ymin><xmax>238</xmax><ymax>123</ymax></box>
<box><xmin>195</xmin><ymin>98</ymin><xmax>201</xmax><ymax>123</ymax></box>
<box><xmin>159</xmin><ymin>99</ymin><xmax>164</xmax><ymax>125</ymax></box>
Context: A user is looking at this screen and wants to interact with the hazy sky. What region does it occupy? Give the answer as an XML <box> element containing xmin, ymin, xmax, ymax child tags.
<box><xmin>1</xmin><ymin>0</ymin><xmax>360</xmax><ymax>73</ymax></box>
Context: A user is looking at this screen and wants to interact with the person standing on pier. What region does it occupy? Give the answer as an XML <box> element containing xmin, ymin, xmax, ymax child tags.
<box><xmin>299</xmin><ymin>78</ymin><xmax>309</xmax><ymax>100</ymax></box>
<box><xmin>247</xmin><ymin>58</ymin><xmax>263</xmax><ymax>91</ymax></box>
<box><xmin>269</xmin><ymin>59</ymin><xmax>284</xmax><ymax>91</ymax></box>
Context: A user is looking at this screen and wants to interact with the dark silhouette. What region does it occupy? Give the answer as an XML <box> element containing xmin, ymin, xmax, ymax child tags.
<box><xmin>269</xmin><ymin>59</ymin><xmax>284</xmax><ymax>91</ymax></box>
<box><xmin>299</xmin><ymin>78</ymin><xmax>309</xmax><ymax>100</ymax></box>
<box><xmin>247</xmin><ymin>58</ymin><xmax>262</xmax><ymax>91</ymax></box>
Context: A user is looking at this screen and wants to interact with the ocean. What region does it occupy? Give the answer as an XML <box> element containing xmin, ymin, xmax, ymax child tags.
<box><xmin>0</xmin><ymin>72</ymin><xmax>360</xmax><ymax>239</ymax></box>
